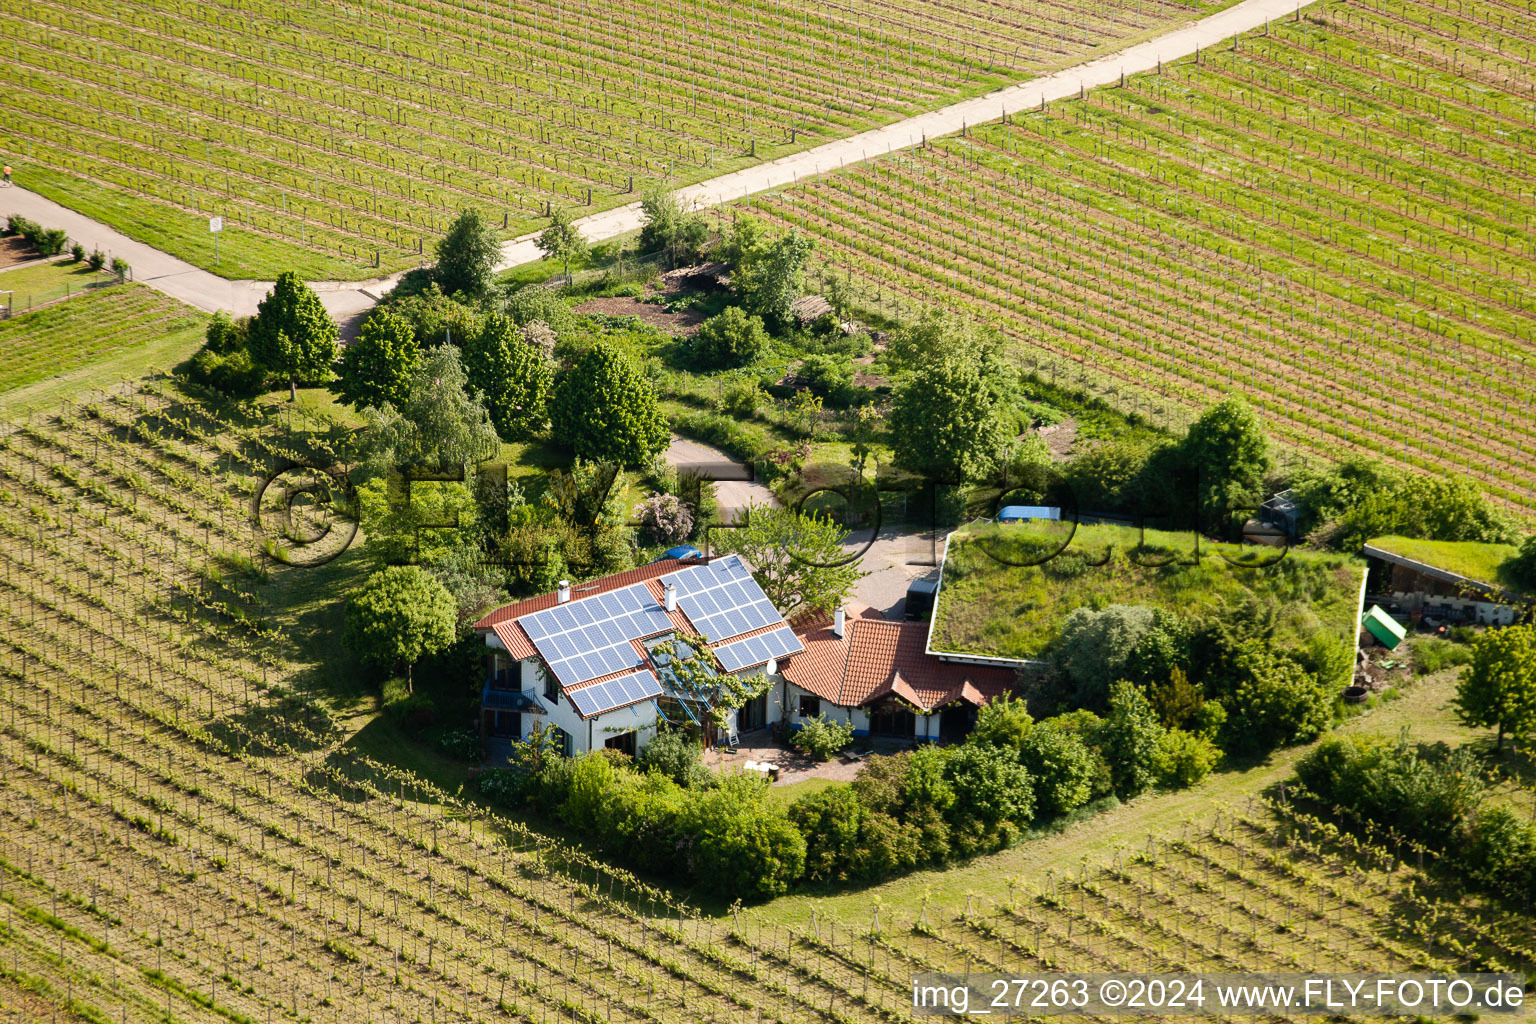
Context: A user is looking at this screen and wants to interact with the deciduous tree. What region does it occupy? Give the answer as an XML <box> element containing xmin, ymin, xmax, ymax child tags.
<box><xmin>734</xmin><ymin>231</ymin><xmax>813</xmax><ymax>329</ymax></box>
<box><xmin>548</xmin><ymin>343</ymin><xmax>668</xmax><ymax>465</ymax></box>
<box><xmin>435</xmin><ymin>208</ymin><xmax>501</xmax><ymax>298</ymax></box>
<box><xmin>1456</xmin><ymin>624</ymin><xmax>1536</xmax><ymax>751</ymax></box>
<box><xmin>338</xmin><ymin>310</ymin><xmax>419</xmax><ymax>410</ymax></box>
<box><xmin>536</xmin><ymin>207</ymin><xmax>588</xmax><ymax>282</ymax></box>
<box><xmin>361</xmin><ymin>345</ymin><xmax>500</xmax><ymax>475</ymax></box>
<box><xmin>889</xmin><ymin>358</ymin><xmax>1013</xmax><ymax>483</ymax></box>
<box><xmin>717</xmin><ymin>504</ymin><xmax>865</xmax><ymax>616</ymax></box>
<box><xmin>343</xmin><ymin>565</ymin><xmax>457</xmax><ymax>688</ymax></box>
<box><xmin>1181</xmin><ymin>396</ymin><xmax>1271</xmax><ymax>526</ymax></box>
<box><xmin>637</xmin><ymin>188</ymin><xmax>707</xmax><ymax>265</ymax></box>
<box><xmin>463</xmin><ymin>313</ymin><xmax>552</xmax><ymax>440</ymax></box>
<box><xmin>248</xmin><ymin>271</ymin><xmax>338</xmax><ymax>400</ymax></box>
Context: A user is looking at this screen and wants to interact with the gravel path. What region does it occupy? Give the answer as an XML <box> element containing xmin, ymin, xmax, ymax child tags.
<box><xmin>0</xmin><ymin>0</ymin><xmax>1316</xmax><ymax>317</ymax></box>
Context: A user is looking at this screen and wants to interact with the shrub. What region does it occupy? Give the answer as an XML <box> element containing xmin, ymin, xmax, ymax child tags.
<box><xmin>691</xmin><ymin>306</ymin><xmax>770</xmax><ymax>369</ymax></box>
<box><xmin>941</xmin><ymin>743</ymin><xmax>1035</xmax><ymax>827</ymax></box>
<box><xmin>970</xmin><ymin>693</ymin><xmax>1034</xmax><ymax>750</ymax></box>
<box><xmin>716</xmin><ymin>375</ymin><xmax>764</xmax><ymax>417</ymax></box>
<box><xmin>381</xmin><ymin>677</ymin><xmax>439</xmax><ymax>736</ymax></box>
<box><xmin>69</xmin><ymin>242</ymin><xmax>85</xmax><ymax>263</ymax></box>
<box><xmin>632</xmin><ymin>492</ymin><xmax>694</xmax><ymax>546</ymax></box>
<box><xmin>504</xmin><ymin>287</ymin><xmax>579</xmax><ymax>339</ymax></box>
<box><xmin>1096</xmin><ymin>680</ymin><xmax>1164</xmax><ymax>798</ymax></box>
<box><xmin>594</xmin><ymin>771</ymin><xmax>691</xmax><ymax>875</ymax></box>
<box><xmin>787</xmin><ymin>786</ymin><xmax>865</xmax><ymax>884</ymax></box>
<box><xmin>1465</xmin><ymin>806</ymin><xmax>1536</xmax><ymax>903</ymax></box>
<box><xmin>850</xmin><ymin>752</ymin><xmax>911</xmax><ymax>815</ymax></box>
<box><xmin>1052</xmin><ymin>605</ymin><xmax>1159</xmax><ymax>710</ymax></box>
<box><xmin>1015</xmin><ymin>721</ymin><xmax>1099</xmax><ymax>818</ymax></box>
<box><xmin>791</xmin><ymin>714</ymin><xmax>854</xmax><ymax>761</ymax></box>
<box><xmin>188</xmin><ymin>347</ymin><xmax>267</xmax><ymax>398</ymax></box>
<box><xmin>1222</xmin><ymin>642</ymin><xmax>1332</xmax><ymax>754</ymax></box>
<box><xmin>798</xmin><ymin>354</ymin><xmax>855</xmax><ymax>405</ymax></box>
<box><xmin>1505</xmin><ymin>534</ymin><xmax>1536</xmax><ymax>591</ymax></box>
<box><xmin>39</xmin><ymin>229</ymin><xmax>69</xmax><ymax>257</ymax></box>
<box><xmin>2</xmin><ymin>215</ymin><xmax>33</xmax><ymax>236</ymax></box>
<box><xmin>86</xmin><ymin>249</ymin><xmax>106</xmax><ymax>272</ymax></box>
<box><xmin>110</xmin><ymin>256</ymin><xmax>130</xmax><ymax>280</ymax></box>
<box><xmin>203</xmin><ymin>310</ymin><xmax>249</xmax><ymax>354</ymax></box>
<box><xmin>435</xmin><ymin>728</ymin><xmax>483</xmax><ymax>761</ymax></box>
<box><xmin>560</xmin><ymin>752</ymin><xmax>618</xmax><ymax>828</ymax></box>
<box><xmin>691</xmin><ymin>813</ymin><xmax>806</xmax><ymax>900</ymax></box>
<box><xmin>477</xmin><ymin>767</ymin><xmax>534</xmax><ymax>806</ymax></box>
<box><xmin>902</xmin><ymin>744</ymin><xmax>957</xmax><ymax>814</ymax></box>
<box><xmin>853</xmin><ymin>811</ymin><xmax>923</xmax><ymax>880</ymax></box>
<box><xmin>637</xmin><ymin>727</ymin><xmax>707</xmax><ymax>787</ymax></box>
<box><xmin>1152</xmin><ymin>728</ymin><xmax>1219</xmax><ymax>789</ymax></box>
<box><xmin>1296</xmin><ymin>734</ymin><xmax>1486</xmax><ymax>848</ymax></box>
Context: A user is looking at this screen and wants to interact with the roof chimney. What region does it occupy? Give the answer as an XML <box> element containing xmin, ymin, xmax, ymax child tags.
<box><xmin>556</xmin><ymin>580</ymin><xmax>571</xmax><ymax>604</ymax></box>
<box><xmin>664</xmin><ymin>582</ymin><xmax>677</xmax><ymax>613</ymax></box>
<box><xmin>832</xmin><ymin>607</ymin><xmax>845</xmax><ymax>639</ymax></box>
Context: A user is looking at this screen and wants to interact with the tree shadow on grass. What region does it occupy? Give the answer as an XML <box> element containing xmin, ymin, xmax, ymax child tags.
<box><xmin>205</xmin><ymin>688</ymin><xmax>339</xmax><ymax>756</ymax></box>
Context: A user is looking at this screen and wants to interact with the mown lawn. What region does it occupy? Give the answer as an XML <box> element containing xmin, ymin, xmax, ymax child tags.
<box><xmin>0</xmin><ymin>255</ymin><xmax>116</xmax><ymax>306</ymax></box>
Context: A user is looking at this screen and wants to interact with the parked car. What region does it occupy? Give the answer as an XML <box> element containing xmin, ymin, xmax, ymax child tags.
<box><xmin>655</xmin><ymin>544</ymin><xmax>703</xmax><ymax>563</ymax></box>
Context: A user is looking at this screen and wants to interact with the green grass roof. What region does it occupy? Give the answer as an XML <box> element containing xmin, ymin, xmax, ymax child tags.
<box><xmin>1365</xmin><ymin>535</ymin><xmax>1524</xmax><ymax>594</ymax></box>
<box><xmin>930</xmin><ymin>521</ymin><xmax>1365</xmax><ymax>664</ymax></box>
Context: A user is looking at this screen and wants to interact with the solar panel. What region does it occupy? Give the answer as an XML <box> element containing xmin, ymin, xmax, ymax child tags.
<box><xmin>520</xmin><ymin>583</ymin><xmax>674</xmax><ymax>687</ymax></box>
<box><xmin>566</xmin><ymin>671</ymin><xmax>664</xmax><ymax>718</ymax></box>
<box><xmin>713</xmin><ymin>625</ymin><xmax>804</xmax><ymax>672</ymax></box>
<box><xmin>660</xmin><ymin>557</ymin><xmax>785</xmax><ymax>642</ymax></box>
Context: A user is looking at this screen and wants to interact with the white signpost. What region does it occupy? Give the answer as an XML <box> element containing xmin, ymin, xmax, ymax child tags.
<box><xmin>209</xmin><ymin>216</ymin><xmax>223</xmax><ymax>265</ymax></box>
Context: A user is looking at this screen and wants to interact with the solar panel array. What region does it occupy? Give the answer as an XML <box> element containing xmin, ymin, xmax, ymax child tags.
<box><xmin>518</xmin><ymin>584</ymin><xmax>674</xmax><ymax>687</ymax></box>
<box><xmin>713</xmin><ymin>625</ymin><xmax>804</xmax><ymax>672</ymax></box>
<box><xmin>568</xmin><ymin>670</ymin><xmax>664</xmax><ymax>717</ymax></box>
<box><xmin>660</xmin><ymin>557</ymin><xmax>782</xmax><ymax>642</ymax></box>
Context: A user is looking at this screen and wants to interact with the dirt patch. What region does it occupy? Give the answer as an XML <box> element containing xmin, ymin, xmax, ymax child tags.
<box><xmin>1036</xmin><ymin>418</ymin><xmax>1077</xmax><ymax>461</ymax></box>
<box><xmin>0</xmin><ymin>236</ymin><xmax>36</xmax><ymax>269</ymax></box>
<box><xmin>852</xmin><ymin>353</ymin><xmax>888</xmax><ymax>389</ymax></box>
<box><xmin>574</xmin><ymin>294</ymin><xmax>706</xmax><ymax>337</ymax></box>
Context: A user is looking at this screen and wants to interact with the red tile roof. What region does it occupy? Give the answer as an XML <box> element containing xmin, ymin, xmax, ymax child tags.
<box><xmin>473</xmin><ymin>560</ymin><xmax>689</xmax><ymax>630</ymax></box>
<box><xmin>782</xmin><ymin>616</ymin><xmax>1016</xmax><ymax>711</ymax></box>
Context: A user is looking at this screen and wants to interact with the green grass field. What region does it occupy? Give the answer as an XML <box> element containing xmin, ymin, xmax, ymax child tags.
<box><xmin>0</xmin><ymin>0</ymin><xmax>1225</xmax><ymax>279</ymax></box>
<box><xmin>0</xmin><ymin>284</ymin><xmax>205</xmax><ymax>410</ymax></box>
<box><xmin>930</xmin><ymin>521</ymin><xmax>1365</xmax><ymax>666</ymax></box>
<box><xmin>748</xmin><ymin>0</ymin><xmax>1536</xmax><ymax>509</ymax></box>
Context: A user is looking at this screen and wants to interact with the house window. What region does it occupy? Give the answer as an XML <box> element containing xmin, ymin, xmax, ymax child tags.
<box><xmin>798</xmin><ymin>694</ymin><xmax>821</xmax><ymax>719</ymax></box>
<box><xmin>604</xmin><ymin>731</ymin><xmax>636</xmax><ymax>757</ymax></box>
<box><xmin>543</xmin><ymin>665</ymin><xmax>558</xmax><ymax>703</ymax></box>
